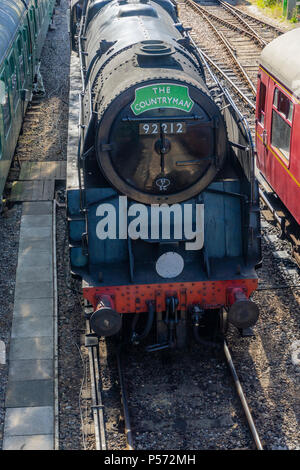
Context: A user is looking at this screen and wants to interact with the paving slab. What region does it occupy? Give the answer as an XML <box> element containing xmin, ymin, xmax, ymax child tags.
<box><xmin>17</xmin><ymin>250</ymin><xmax>52</xmax><ymax>270</ymax></box>
<box><xmin>10</xmin><ymin>180</ymin><xmax>55</xmax><ymax>202</ymax></box>
<box><xmin>16</xmin><ymin>264</ymin><xmax>53</xmax><ymax>284</ymax></box>
<box><xmin>14</xmin><ymin>281</ymin><xmax>53</xmax><ymax>300</ymax></box>
<box><xmin>18</xmin><ymin>237</ymin><xmax>52</xmax><ymax>254</ymax></box>
<box><xmin>20</xmin><ymin>225</ymin><xmax>52</xmax><ymax>240</ymax></box>
<box><xmin>4</xmin><ymin>406</ymin><xmax>54</xmax><ymax>436</ymax></box>
<box><xmin>3</xmin><ymin>434</ymin><xmax>53</xmax><ymax>450</ymax></box>
<box><xmin>19</xmin><ymin>161</ymin><xmax>66</xmax><ymax>181</ymax></box>
<box><xmin>22</xmin><ymin>201</ymin><xmax>52</xmax><ymax>216</ymax></box>
<box><xmin>5</xmin><ymin>379</ymin><xmax>53</xmax><ymax>408</ymax></box>
<box><xmin>9</xmin><ymin>337</ymin><xmax>53</xmax><ymax>360</ymax></box>
<box><xmin>11</xmin><ymin>315</ymin><xmax>53</xmax><ymax>338</ymax></box>
<box><xmin>13</xmin><ymin>297</ymin><xmax>54</xmax><ymax>318</ymax></box>
<box><xmin>3</xmin><ymin>153</ymin><xmax>57</xmax><ymax>449</ymax></box>
<box><xmin>21</xmin><ymin>214</ymin><xmax>52</xmax><ymax>228</ymax></box>
<box><xmin>8</xmin><ymin>359</ymin><xmax>53</xmax><ymax>381</ymax></box>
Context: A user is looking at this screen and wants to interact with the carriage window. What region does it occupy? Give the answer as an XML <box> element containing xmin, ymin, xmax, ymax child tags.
<box><xmin>9</xmin><ymin>54</ymin><xmax>19</xmax><ymax>111</ymax></box>
<box><xmin>271</xmin><ymin>111</ymin><xmax>291</xmax><ymax>161</ymax></box>
<box><xmin>23</xmin><ymin>27</ymin><xmax>30</xmax><ymax>63</ymax></box>
<box><xmin>273</xmin><ymin>88</ymin><xmax>293</xmax><ymax>123</ymax></box>
<box><xmin>271</xmin><ymin>88</ymin><xmax>293</xmax><ymax>161</ymax></box>
<box><xmin>0</xmin><ymin>75</ymin><xmax>11</xmax><ymax>137</ymax></box>
<box><xmin>17</xmin><ymin>37</ymin><xmax>25</xmax><ymax>86</ymax></box>
<box><xmin>258</xmin><ymin>81</ymin><xmax>266</xmax><ymax>125</ymax></box>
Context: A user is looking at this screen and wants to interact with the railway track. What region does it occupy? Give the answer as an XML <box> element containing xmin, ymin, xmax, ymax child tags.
<box><xmin>84</xmin><ymin>304</ymin><xmax>107</xmax><ymax>450</ymax></box>
<box><xmin>204</xmin><ymin>1</ymin><xmax>283</xmax><ymax>41</ymax></box>
<box><xmin>86</xmin><ymin>335</ymin><xmax>263</xmax><ymax>450</ymax></box>
<box><xmin>83</xmin><ymin>303</ymin><xmax>133</xmax><ymax>450</ymax></box>
<box><xmin>222</xmin><ymin>2</ymin><xmax>284</xmax><ymax>37</ymax></box>
<box><xmin>179</xmin><ymin>0</ymin><xmax>282</xmax><ymax>132</ymax></box>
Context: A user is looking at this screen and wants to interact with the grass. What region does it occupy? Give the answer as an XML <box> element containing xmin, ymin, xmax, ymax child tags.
<box><xmin>245</xmin><ymin>0</ymin><xmax>298</xmax><ymax>25</ymax></box>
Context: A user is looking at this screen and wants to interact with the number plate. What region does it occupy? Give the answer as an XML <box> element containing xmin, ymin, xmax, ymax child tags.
<box><xmin>139</xmin><ymin>122</ymin><xmax>186</xmax><ymax>135</ymax></box>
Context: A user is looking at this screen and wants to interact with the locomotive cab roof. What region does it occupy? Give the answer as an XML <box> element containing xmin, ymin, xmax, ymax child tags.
<box><xmin>260</xmin><ymin>28</ymin><xmax>300</xmax><ymax>99</ymax></box>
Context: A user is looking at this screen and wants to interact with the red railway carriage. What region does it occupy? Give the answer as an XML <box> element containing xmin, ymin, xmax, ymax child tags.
<box><xmin>255</xmin><ymin>28</ymin><xmax>300</xmax><ymax>225</ymax></box>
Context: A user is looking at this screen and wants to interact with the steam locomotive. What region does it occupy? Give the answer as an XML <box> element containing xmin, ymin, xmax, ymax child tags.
<box><xmin>67</xmin><ymin>0</ymin><xmax>261</xmax><ymax>349</ymax></box>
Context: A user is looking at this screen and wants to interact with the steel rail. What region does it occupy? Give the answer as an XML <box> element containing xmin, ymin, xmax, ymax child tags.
<box><xmin>116</xmin><ymin>349</ymin><xmax>134</xmax><ymax>450</ymax></box>
<box><xmin>85</xmin><ymin>317</ymin><xmax>107</xmax><ymax>450</ymax></box>
<box><xmin>219</xmin><ymin>0</ymin><xmax>267</xmax><ymax>47</ymax></box>
<box><xmin>187</xmin><ymin>33</ymin><xmax>256</xmax><ymax>202</ymax></box>
<box><xmin>223</xmin><ymin>340</ymin><xmax>263</xmax><ymax>450</ymax></box>
<box><xmin>225</xmin><ymin>3</ymin><xmax>284</xmax><ymax>35</ymax></box>
<box><xmin>190</xmin><ymin>38</ymin><xmax>255</xmax><ymax>110</ymax></box>
<box><xmin>85</xmin><ymin>323</ymin><xmax>134</xmax><ymax>451</ymax></box>
<box><xmin>116</xmin><ymin>341</ymin><xmax>263</xmax><ymax>450</ymax></box>
<box><xmin>185</xmin><ymin>0</ymin><xmax>257</xmax><ymax>95</ymax></box>
<box><xmin>190</xmin><ymin>0</ymin><xmax>266</xmax><ymax>47</ymax></box>
<box><xmin>259</xmin><ymin>187</ymin><xmax>283</xmax><ymax>228</ymax></box>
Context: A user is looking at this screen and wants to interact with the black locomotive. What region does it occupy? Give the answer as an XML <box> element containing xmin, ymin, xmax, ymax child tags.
<box><xmin>67</xmin><ymin>0</ymin><xmax>261</xmax><ymax>349</ymax></box>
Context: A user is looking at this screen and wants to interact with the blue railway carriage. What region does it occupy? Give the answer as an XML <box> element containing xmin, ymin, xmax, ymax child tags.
<box><xmin>0</xmin><ymin>0</ymin><xmax>56</xmax><ymax>203</ymax></box>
